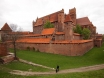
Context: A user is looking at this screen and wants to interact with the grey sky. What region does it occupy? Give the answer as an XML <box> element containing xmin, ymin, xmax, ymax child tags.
<box><xmin>0</xmin><ymin>0</ymin><xmax>104</xmax><ymax>34</ymax></box>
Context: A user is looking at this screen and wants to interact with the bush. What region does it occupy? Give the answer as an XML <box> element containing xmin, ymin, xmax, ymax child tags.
<box><xmin>33</xmin><ymin>47</ymin><xmax>35</xmax><ymax>51</ymax></box>
<box><xmin>44</xmin><ymin>20</ymin><xmax>54</xmax><ymax>28</ymax></box>
<box><xmin>27</xmin><ymin>47</ymin><xmax>30</xmax><ymax>50</ymax></box>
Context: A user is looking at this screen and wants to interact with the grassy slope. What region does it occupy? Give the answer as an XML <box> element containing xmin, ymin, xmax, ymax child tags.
<box><xmin>14</xmin><ymin>43</ymin><xmax>104</xmax><ymax>69</ymax></box>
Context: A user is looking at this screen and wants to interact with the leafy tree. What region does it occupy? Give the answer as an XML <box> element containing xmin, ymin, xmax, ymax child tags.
<box><xmin>82</xmin><ymin>28</ymin><xmax>91</xmax><ymax>39</ymax></box>
<box><xmin>73</xmin><ymin>24</ymin><xmax>83</xmax><ymax>34</ymax></box>
<box><xmin>73</xmin><ymin>24</ymin><xmax>91</xmax><ymax>40</ymax></box>
<box><xmin>44</xmin><ymin>20</ymin><xmax>54</xmax><ymax>28</ymax></box>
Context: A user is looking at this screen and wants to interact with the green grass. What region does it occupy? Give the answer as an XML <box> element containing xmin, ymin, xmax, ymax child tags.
<box><xmin>0</xmin><ymin>67</ymin><xmax>104</xmax><ymax>78</ymax></box>
<box><xmin>10</xmin><ymin>43</ymin><xmax>104</xmax><ymax>70</ymax></box>
<box><xmin>0</xmin><ymin>43</ymin><xmax>104</xmax><ymax>78</ymax></box>
<box><xmin>1</xmin><ymin>61</ymin><xmax>51</xmax><ymax>72</ymax></box>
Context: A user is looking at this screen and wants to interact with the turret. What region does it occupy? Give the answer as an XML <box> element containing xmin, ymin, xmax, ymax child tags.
<box><xmin>69</xmin><ymin>7</ymin><xmax>76</xmax><ymax>25</ymax></box>
<box><xmin>64</xmin><ymin>15</ymin><xmax>73</xmax><ymax>40</ymax></box>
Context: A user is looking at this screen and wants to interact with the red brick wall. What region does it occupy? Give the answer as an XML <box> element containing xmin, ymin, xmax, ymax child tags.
<box><xmin>55</xmin><ymin>35</ymin><xmax>65</xmax><ymax>41</ymax></box>
<box><xmin>73</xmin><ymin>35</ymin><xmax>81</xmax><ymax>40</ymax></box>
<box><xmin>33</xmin><ymin>25</ymin><xmax>43</xmax><ymax>34</ymax></box>
<box><xmin>13</xmin><ymin>40</ymin><xmax>93</xmax><ymax>56</ymax></box>
<box><xmin>94</xmin><ymin>40</ymin><xmax>102</xmax><ymax>47</ymax></box>
<box><xmin>0</xmin><ymin>43</ymin><xmax>8</xmax><ymax>56</ymax></box>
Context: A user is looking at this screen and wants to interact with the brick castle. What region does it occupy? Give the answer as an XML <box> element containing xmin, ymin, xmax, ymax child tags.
<box><xmin>0</xmin><ymin>8</ymin><xmax>103</xmax><ymax>56</ymax></box>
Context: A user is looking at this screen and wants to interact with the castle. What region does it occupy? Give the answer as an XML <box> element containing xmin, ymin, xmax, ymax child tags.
<box><xmin>0</xmin><ymin>8</ymin><xmax>102</xmax><ymax>56</ymax></box>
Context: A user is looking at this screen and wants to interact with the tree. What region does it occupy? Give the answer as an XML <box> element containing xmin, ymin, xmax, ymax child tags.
<box><xmin>73</xmin><ymin>24</ymin><xmax>91</xmax><ymax>40</ymax></box>
<box><xmin>9</xmin><ymin>24</ymin><xmax>23</xmax><ymax>60</ymax></box>
<box><xmin>82</xmin><ymin>28</ymin><xmax>91</xmax><ymax>39</ymax></box>
<box><xmin>44</xmin><ymin>20</ymin><xmax>54</xmax><ymax>28</ymax></box>
<box><xmin>73</xmin><ymin>24</ymin><xmax>83</xmax><ymax>34</ymax></box>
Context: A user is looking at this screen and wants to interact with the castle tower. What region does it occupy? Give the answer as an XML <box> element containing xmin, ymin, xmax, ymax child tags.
<box><xmin>32</xmin><ymin>20</ymin><xmax>35</xmax><ymax>33</ymax></box>
<box><xmin>64</xmin><ymin>15</ymin><xmax>73</xmax><ymax>40</ymax></box>
<box><xmin>57</xmin><ymin>9</ymin><xmax>64</xmax><ymax>32</ymax></box>
<box><xmin>69</xmin><ymin>7</ymin><xmax>76</xmax><ymax>25</ymax></box>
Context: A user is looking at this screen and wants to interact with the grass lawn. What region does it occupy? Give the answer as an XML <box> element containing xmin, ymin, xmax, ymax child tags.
<box><xmin>1</xmin><ymin>61</ymin><xmax>51</xmax><ymax>72</ymax></box>
<box><xmin>10</xmin><ymin>43</ymin><xmax>104</xmax><ymax>70</ymax></box>
<box><xmin>0</xmin><ymin>67</ymin><xmax>104</xmax><ymax>78</ymax></box>
<box><xmin>0</xmin><ymin>43</ymin><xmax>104</xmax><ymax>78</ymax></box>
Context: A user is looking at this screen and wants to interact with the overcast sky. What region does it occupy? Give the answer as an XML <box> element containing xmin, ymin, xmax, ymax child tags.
<box><xmin>0</xmin><ymin>0</ymin><xmax>104</xmax><ymax>34</ymax></box>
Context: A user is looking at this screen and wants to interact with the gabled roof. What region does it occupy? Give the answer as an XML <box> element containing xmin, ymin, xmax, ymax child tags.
<box><xmin>76</xmin><ymin>17</ymin><xmax>92</xmax><ymax>25</ymax></box>
<box><xmin>64</xmin><ymin>14</ymin><xmax>73</xmax><ymax>22</ymax></box>
<box><xmin>41</xmin><ymin>28</ymin><xmax>55</xmax><ymax>35</ymax></box>
<box><xmin>1</xmin><ymin>23</ymin><xmax>12</xmax><ymax>31</ymax></box>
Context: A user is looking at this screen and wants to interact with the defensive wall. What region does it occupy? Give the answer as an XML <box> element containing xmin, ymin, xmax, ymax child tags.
<box><xmin>0</xmin><ymin>42</ymin><xmax>7</xmax><ymax>56</ymax></box>
<box><xmin>9</xmin><ymin>40</ymin><xmax>94</xmax><ymax>56</ymax></box>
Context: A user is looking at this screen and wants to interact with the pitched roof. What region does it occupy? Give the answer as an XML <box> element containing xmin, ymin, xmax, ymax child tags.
<box><xmin>34</xmin><ymin>18</ymin><xmax>43</xmax><ymax>26</ymax></box>
<box><xmin>41</xmin><ymin>28</ymin><xmax>55</xmax><ymax>35</ymax></box>
<box><xmin>34</xmin><ymin>10</ymin><xmax>63</xmax><ymax>26</ymax></box>
<box><xmin>1</xmin><ymin>23</ymin><xmax>12</xmax><ymax>31</ymax></box>
<box><xmin>49</xmin><ymin>12</ymin><xmax>58</xmax><ymax>22</ymax></box>
<box><xmin>17</xmin><ymin>38</ymin><xmax>51</xmax><ymax>43</ymax></box>
<box><xmin>64</xmin><ymin>14</ymin><xmax>73</xmax><ymax>22</ymax></box>
<box><xmin>76</xmin><ymin>17</ymin><xmax>92</xmax><ymax>25</ymax></box>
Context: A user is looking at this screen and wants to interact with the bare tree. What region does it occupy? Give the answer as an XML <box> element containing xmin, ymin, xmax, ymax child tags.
<box><xmin>9</xmin><ymin>24</ymin><xmax>23</xmax><ymax>60</ymax></box>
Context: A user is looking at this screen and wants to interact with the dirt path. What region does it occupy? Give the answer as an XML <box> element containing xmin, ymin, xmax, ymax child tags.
<box><xmin>10</xmin><ymin>64</ymin><xmax>104</xmax><ymax>76</ymax></box>
<box><xmin>19</xmin><ymin>59</ymin><xmax>55</xmax><ymax>70</ymax></box>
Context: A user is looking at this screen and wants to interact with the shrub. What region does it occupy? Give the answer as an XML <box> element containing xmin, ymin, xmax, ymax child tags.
<box><xmin>27</xmin><ymin>47</ymin><xmax>30</xmax><ymax>50</ymax></box>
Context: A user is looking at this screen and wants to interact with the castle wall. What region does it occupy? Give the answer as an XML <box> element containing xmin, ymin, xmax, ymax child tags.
<box><xmin>94</xmin><ymin>40</ymin><xmax>102</xmax><ymax>47</ymax></box>
<box><xmin>55</xmin><ymin>34</ymin><xmax>65</xmax><ymax>40</ymax></box>
<box><xmin>11</xmin><ymin>40</ymin><xmax>93</xmax><ymax>56</ymax></box>
<box><xmin>33</xmin><ymin>25</ymin><xmax>43</xmax><ymax>34</ymax></box>
<box><xmin>0</xmin><ymin>43</ymin><xmax>8</xmax><ymax>56</ymax></box>
<box><xmin>73</xmin><ymin>35</ymin><xmax>81</xmax><ymax>40</ymax></box>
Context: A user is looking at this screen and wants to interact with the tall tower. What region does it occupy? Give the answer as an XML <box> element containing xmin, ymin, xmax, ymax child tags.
<box><xmin>69</xmin><ymin>7</ymin><xmax>76</xmax><ymax>25</ymax></box>
<box><xmin>64</xmin><ymin>15</ymin><xmax>73</xmax><ymax>40</ymax></box>
<box><xmin>57</xmin><ymin>9</ymin><xmax>64</xmax><ymax>32</ymax></box>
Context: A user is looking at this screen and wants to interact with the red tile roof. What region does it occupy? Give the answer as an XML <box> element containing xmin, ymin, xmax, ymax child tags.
<box><xmin>24</xmin><ymin>34</ymin><xmax>41</xmax><ymax>37</ymax></box>
<box><xmin>17</xmin><ymin>38</ymin><xmax>51</xmax><ymax>43</ymax></box>
<box><xmin>34</xmin><ymin>10</ymin><xmax>64</xmax><ymax>27</ymax></box>
<box><xmin>76</xmin><ymin>17</ymin><xmax>92</xmax><ymax>25</ymax></box>
<box><xmin>34</xmin><ymin>18</ymin><xmax>43</xmax><ymax>26</ymax></box>
<box><xmin>41</xmin><ymin>28</ymin><xmax>55</xmax><ymax>35</ymax></box>
<box><xmin>1</xmin><ymin>23</ymin><xmax>12</xmax><ymax>31</ymax></box>
<box><xmin>8</xmin><ymin>32</ymin><xmax>32</xmax><ymax>35</ymax></box>
<box><xmin>49</xmin><ymin>13</ymin><xmax>58</xmax><ymax>22</ymax></box>
<box><xmin>55</xmin><ymin>32</ymin><xmax>65</xmax><ymax>35</ymax></box>
<box><xmin>73</xmin><ymin>33</ymin><xmax>81</xmax><ymax>36</ymax></box>
<box><xmin>64</xmin><ymin>14</ymin><xmax>73</xmax><ymax>22</ymax></box>
<box><xmin>53</xmin><ymin>39</ymin><xmax>93</xmax><ymax>44</ymax></box>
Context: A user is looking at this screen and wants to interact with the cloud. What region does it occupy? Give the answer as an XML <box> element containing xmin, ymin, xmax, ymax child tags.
<box><xmin>0</xmin><ymin>0</ymin><xmax>104</xmax><ymax>34</ymax></box>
